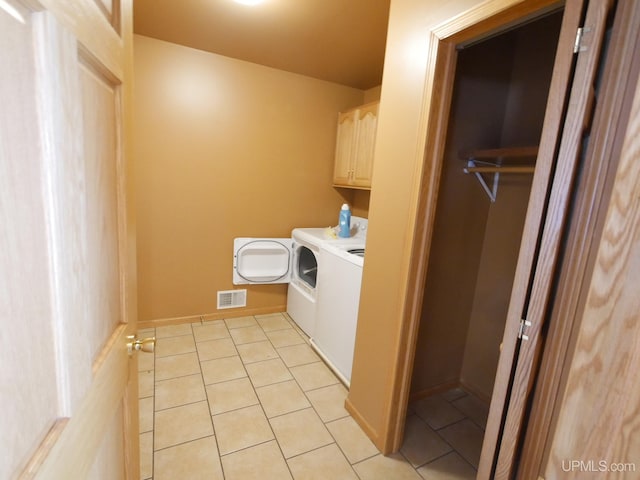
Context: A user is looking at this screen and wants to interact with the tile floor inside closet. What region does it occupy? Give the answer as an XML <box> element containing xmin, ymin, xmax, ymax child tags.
<box><xmin>138</xmin><ymin>312</ymin><xmax>488</xmax><ymax>479</ymax></box>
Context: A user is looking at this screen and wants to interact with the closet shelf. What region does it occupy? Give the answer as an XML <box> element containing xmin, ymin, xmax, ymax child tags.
<box><xmin>461</xmin><ymin>146</ymin><xmax>539</xmax><ymax>160</ymax></box>
<box><xmin>461</xmin><ymin>146</ymin><xmax>538</xmax><ymax>202</ymax></box>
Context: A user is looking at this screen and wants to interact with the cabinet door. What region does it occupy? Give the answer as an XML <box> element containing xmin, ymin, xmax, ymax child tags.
<box><xmin>333</xmin><ymin>109</ymin><xmax>358</xmax><ymax>186</ymax></box>
<box><xmin>352</xmin><ymin>102</ymin><xmax>379</xmax><ymax>188</ymax></box>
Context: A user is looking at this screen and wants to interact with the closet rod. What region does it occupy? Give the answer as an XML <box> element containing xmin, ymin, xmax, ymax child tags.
<box><xmin>464</xmin><ymin>165</ymin><xmax>535</xmax><ymax>174</ymax></box>
<box><xmin>461</xmin><ymin>146</ymin><xmax>539</xmax><ymax>202</ymax></box>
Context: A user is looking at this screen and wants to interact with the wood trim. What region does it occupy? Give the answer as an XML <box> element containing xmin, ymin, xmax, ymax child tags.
<box><xmin>386</xmin><ymin>33</ymin><xmax>458</xmax><ymax>454</ymax></box>
<box><xmin>344</xmin><ymin>396</ymin><xmax>380</xmax><ymax>446</ymax></box>
<box><xmin>137</xmin><ymin>304</ymin><xmax>288</xmax><ymax>330</ymax></box>
<box><xmin>407</xmin><ymin>381</ymin><xmax>492</xmax><ymax>405</ymax></box>
<box><xmin>459</xmin><ymin>380</ymin><xmax>492</xmax><ymax>405</ymax></box>
<box><xmin>90</xmin><ymin>0</ymin><xmax>121</xmax><ymax>34</ymax></box>
<box><xmin>434</xmin><ymin>0</ymin><xmax>563</xmax><ymax>43</ymax></box>
<box><xmin>120</xmin><ymin>0</ymin><xmax>136</xmax><ymax>332</ymax></box>
<box><xmin>111</xmin><ymin>0</ymin><xmax>121</xmax><ymax>35</ymax></box>
<box><xmin>409</xmin><ymin>381</ymin><xmax>461</xmax><ymax>403</ymax></box>
<box><xmin>517</xmin><ymin>0</ymin><xmax>640</xmax><ymax>477</ymax></box>
<box><xmin>92</xmin><ymin>323</ymin><xmax>125</xmax><ymax>375</ymax></box>
<box><xmin>120</xmin><ymin>1</ymin><xmax>137</xmax><ymax>476</ymax></box>
<box><xmin>332</xmin><ymin>184</ymin><xmax>371</xmax><ymax>191</ymax></box>
<box><xmin>19</xmin><ymin>419</ymin><xmax>69</xmax><ymax>479</ymax></box>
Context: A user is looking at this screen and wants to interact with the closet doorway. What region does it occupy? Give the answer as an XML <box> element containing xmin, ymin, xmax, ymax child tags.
<box><xmin>406</xmin><ymin>7</ymin><xmax>563</xmax><ymax>475</ymax></box>
<box><xmin>392</xmin><ymin>0</ymin><xmax>618</xmax><ymax>478</ymax></box>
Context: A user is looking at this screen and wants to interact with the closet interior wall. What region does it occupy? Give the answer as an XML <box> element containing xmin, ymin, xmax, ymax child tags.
<box><xmin>410</xmin><ymin>12</ymin><xmax>563</xmax><ymax>402</ymax></box>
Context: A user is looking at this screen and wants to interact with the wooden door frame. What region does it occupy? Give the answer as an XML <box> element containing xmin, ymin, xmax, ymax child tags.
<box><xmin>386</xmin><ymin>0</ymin><xmax>571</xmax><ymax>462</ymax></box>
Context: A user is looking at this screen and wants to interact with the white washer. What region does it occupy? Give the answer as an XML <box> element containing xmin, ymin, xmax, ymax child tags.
<box><xmin>287</xmin><ymin>218</ymin><xmax>367</xmax><ymax>337</ymax></box>
<box><xmin>312</xmin><ymin>243</ymin><xmax>364</xmax><ymax>386</ymax></box>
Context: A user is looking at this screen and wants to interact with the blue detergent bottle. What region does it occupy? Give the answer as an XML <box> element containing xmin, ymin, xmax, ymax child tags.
<box><xmin>338</xmin><ymin>203</ymin><xmax>351</xmax><ymax>238</ymax></box>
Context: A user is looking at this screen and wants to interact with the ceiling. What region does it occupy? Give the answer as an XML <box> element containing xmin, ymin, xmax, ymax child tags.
<box><xmin>133</xmin><ymin>0</ymin><xmax>390</xmax><ymax>90</ymax></box>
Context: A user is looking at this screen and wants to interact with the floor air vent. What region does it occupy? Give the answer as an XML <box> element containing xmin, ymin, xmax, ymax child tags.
<box><xmin>217</xmin><ymin>289</ymin><xmax>247</xmax><ymax>309</ymax></box>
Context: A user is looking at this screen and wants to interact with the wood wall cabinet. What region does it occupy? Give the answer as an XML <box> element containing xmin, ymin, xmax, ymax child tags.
<box><xmin>333</xmin><ymin>101</ymin><xmax>379</xmax><ymax>189</ymax></box>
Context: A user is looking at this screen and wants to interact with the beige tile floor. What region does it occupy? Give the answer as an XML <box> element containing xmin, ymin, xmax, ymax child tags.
<box><xmin>138</xmin><ymin>312</ymin><xmax>487</xmax><ymax>479</ymax></box>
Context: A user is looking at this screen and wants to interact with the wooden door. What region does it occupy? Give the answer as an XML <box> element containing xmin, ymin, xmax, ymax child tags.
<box><xmin>517</xmin><ymin>0</ymin><xmax>640</xmax><ymax>476</ymax></box>
<box><xmin>0</xmin><ymin>0</ymin><xmax>137</xmax><ymax>478</ymax></box>
<box><xmin>482</xmin><ymin>0</ymin><xmax>617</xmax><ymax>477</ymax></box>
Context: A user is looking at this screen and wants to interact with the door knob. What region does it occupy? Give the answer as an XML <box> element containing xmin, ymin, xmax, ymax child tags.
<box><xmin>126</xmin><ymin>335</ymin><xmax>156</xmax><ymax>356</ymax></box>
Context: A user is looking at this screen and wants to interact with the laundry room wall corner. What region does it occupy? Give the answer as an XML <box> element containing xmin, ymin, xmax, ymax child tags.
<box><xmin>133</xmin><ymin>35</ymin><xmax>364</xmax><ymax>325</ymax></box>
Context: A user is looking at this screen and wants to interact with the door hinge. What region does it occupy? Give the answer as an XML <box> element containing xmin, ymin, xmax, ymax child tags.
<box><xmin>518</xmin><ymin>319</ymin><xmax>532</xmax><ymax>341</ymax></box>
<box><xmin>574</xmin><ymin>26</ymin><xmax>590</xmax><ymax>53</ymax></box>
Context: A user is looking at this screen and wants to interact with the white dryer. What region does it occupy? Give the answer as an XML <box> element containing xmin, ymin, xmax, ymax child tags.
<box><xmin>233</xmin><ymin>230</ymin><xmax>322</xmax><ymax>336</ymax></box>
<box><xmin>233</xmin><ymin>217</ymin><xmax>367</xmax><ymax>337</ymax></box>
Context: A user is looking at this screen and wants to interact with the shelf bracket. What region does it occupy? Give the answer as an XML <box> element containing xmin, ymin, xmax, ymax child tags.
<box><xmin>464</xmin><ymin>159</ymin><xmax>499</xmax><ymax>202</ymax></box>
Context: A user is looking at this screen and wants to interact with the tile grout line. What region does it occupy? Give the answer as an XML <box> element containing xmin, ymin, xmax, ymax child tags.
<box><xmin>437</xmin><ymin>390</ymin><xmax>486</xmax><ymax>470</ymax></box>
<box><xmin>234</xmin><ymin>314</ymin><xmax>296</xmax><ymax>479</ymax></box>
<box><xmin>151</xmin><ymin>326</ymin><xmax>156</xmax><ymax>480</ymax></box>
<box><xmin>152</xmin><ymin>433</ymin><xmax>218</xmax><ymax>454</ymax></box>
<box><xmin>445</xmin><ymin>396</ymin><xmax>489</xmax><ymax>432</ymax></box>
<box><xmin>143</xmin><ymin>314</ymin><xmax>481</xmax><ymax>479</ymax></box>
<box><xmin>233</xmin><ymin>314</ymin><xmax>350</xmax><ymax>477</ymax></box>
<box><xmin>260</xmin><ymin>315</ymin><xmax>326</xmax><ymax>478</ymax></box>
<box><xmin>193</xmin><ymin>320</ymin><xmax>229</xmax><ymax>479</ymax></box>
<box><xmin>270</xmin><ymin>315</ymin><xmax>366</xmax><ymax>475</ymax></box>
<box><xmin>259</xmin><ymin>316</ymin><xmax>362</xmax><ymax>478</ymax></box>
<box><xmin>408</xmin><ymin>390</ymin><xmax>486</xmax><ymax>474</ymax></box>
<box><xmin>137</xmin><ymin>327</ymin><xmax>156</xmax><ymax>479</ymax></box>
